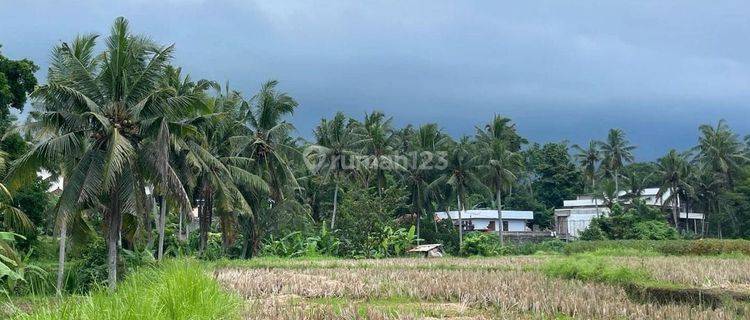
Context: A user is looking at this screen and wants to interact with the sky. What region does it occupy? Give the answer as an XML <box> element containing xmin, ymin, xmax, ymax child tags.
<box><xmin>1</xmin><ymin>0</ymin><xmax>749</xmax><ymax>160</ymax></box>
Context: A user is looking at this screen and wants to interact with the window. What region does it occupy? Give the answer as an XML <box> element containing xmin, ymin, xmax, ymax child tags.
<box><xmin>502</xmin><ymin>221</ymin><xmax>509</xmax><ymax>232</ymax></box>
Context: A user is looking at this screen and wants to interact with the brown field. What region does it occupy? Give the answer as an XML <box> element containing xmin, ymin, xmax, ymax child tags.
<box><xmin>214</xmin><ymin>256</ymin><xmax>750</xmax><ymax>319</ymax></box>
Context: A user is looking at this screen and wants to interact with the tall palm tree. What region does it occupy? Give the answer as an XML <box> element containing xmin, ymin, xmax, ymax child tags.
<box><xmin>476</xmin><ymin>119</ymin><xmax>523</xmax><ymax>245</ymax></box>
<box><xmin>695</xmin><ymin>120</ymin><xmax>747</xmax><ymax>188</ymax></box>
<box><xmin>237</xmin><ymin>80</ymin><xmax>299</xmax><ymax>203</ymax></box>
<box><xmin>690</xmin><ymin>166</ymin><xmax>721</xmax><ymax>236</ymax></box>
<box><xmin>402</xmin><ymin>123</ymin><xmax>448</xmax><ymax>244</ymax></box>
<box><xmin>153</xmin><ymin>66</ymin><xmax>216</xmax><ymax>260</ymax></box>
<box><xmin>355</xmin><ymin>112</ymin><xmax>403</xmax><ymax>195</ymax></box>
<box><xmin>655</xmin><ymin>150</ymin><xmax>691</xmax><ymax>228</ymax></box>
<box><xmin>306</xmin><ymin>112</ymin><xmax>359</xmax><ymax>229</ymax></box>
<box><xmin>622</xmin><ymin>169</ymin><xmax>650</xmax><ymax>203</ymax></box>
<box><xmin>429</xmin><ymin>137</ymin><xmax>486</xmax><ymax>247</ymax></box>
<box><xmin>479</xmin><ymin>142</ymin><xmax>521</xmax><ymax>245</ymax></box>
<box><xmin>571</xmin><ymin>140</ymin><xmax>600</xmax><ymax>192</ymax></box>
<box><xmin>475</xmin><ymin>115</ymin><xmax>527</xmax><ymax>152</ymax></box>
<box><xmin>10</xmin><ymin>18</ymin><xmax>194</xmax><ymax>290</ymax></box>
<box><xmin>600</xmin><ymin>128</ymin><xmax>635</xmax><ymax>193</ymax></box>
<box><xmin>185</xmin><ymin>87</ymin><xmax>269</xmax><ymax>254</ymax></box>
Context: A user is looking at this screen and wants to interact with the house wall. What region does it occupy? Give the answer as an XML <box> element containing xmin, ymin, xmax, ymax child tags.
<box><xmin>471</xmin><ymin>218</ymin><xmax>526</xmax><ymax>232</ymax></box>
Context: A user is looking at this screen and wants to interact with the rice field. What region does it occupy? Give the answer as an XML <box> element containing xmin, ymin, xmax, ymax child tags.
<box><xmin>216</xmin><ymin>256</ymin><xmax>750</xmax><ymax>319</ymax></box>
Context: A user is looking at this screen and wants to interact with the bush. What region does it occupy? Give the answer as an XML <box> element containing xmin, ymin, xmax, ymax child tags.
<box><xmin>419</xmin><ymin>218</ymin><xmax>460</xmax><ymax>255</ymax></box>
<box><xmin>587</xmin><ymin>201</ymin><xmax>679</xmax><ymax>240</ymax></box>
<box><xmin>17</xmin><ymin>259</ymin><xmax>241</xmax><ymax>320</ymax></box>
<box><xmin>67</xmin><ymin>237</ymin><xmax>108</xmax><ymax>293</ymax></box>
<box><xmin>579</xmin><ymin>224</ymin><xmax>607</xmax><ymax>241</ymax></box>
<box><xmin>460</xmin><ymin>232</ymin><xmax>507</xmax><ymax>256</ymax></box>
<box><xmin>633</xmin><ymin>221</ymin><xmax>679</xmax><ymax>240</ymax></box>
<box><xmin>261</xmin><ymin>226</ymin><xmax>341</xmax><ymax>258</ymax></box>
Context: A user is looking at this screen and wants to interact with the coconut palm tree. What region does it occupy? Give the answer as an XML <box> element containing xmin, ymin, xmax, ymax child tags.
<box><xmin>355</xmin><ymin>111</ymin><xmax>403</xmax><ymax>195</ymax></box>
<box><xmin>10</xmin><ymin>18</ymin><xmax>194</xmax><ymax>290</ymax></box>
<box><xmin>235</xmin><ymin>80</ymin><xmax>299</xmax><ymax>203</ymax></box>
<box><xmin>402</xmin><ymin>123</ymin><xmax>448</xmax><ymax>244</ymax></box>
<box><xmin>153</xmin><ymin>66</ymin><xmax>217</xmax><ymax>260</ymax></box>
<box><xmin>429</xmin><ymin>137</ymin><xmax>487</xmax><ymax>247</ymax></box>
<box><xmin>183</xmin><ymin>86</ymin><xmax>270</xmax><ymax>254</ymax></box>
<box><xmin>600</xmin><ymin>128</ymin><xmax>635</xmax><ymax>193</ymax></box>
<box><xmin>695</xmin><ymin>120</ymin><xmax>748</xmax><ymax>188</ymax></box>
<box><xmin>306</xmin><ymin>112</ymin><xmax>360</xmax><ymax>229</ymax></box>
<box><xmin>622</xmin><ymin>169</ymin><xmax>650</xmax><ymax>203</ymax></box>
<box><xmin>476</xmin><ymin>119</ymin><xmax>523</xmax><ymax>245</ymax></box>
<box><xmin>571</xmin><ymin>140</ymin><xmax>601</xmax><ymax>192</ymax></box>
<box><xmin>479</xmin><ymin>142</ymin><xmax>521</xmax><ymax>245</ymax></box>
<box><xmin>655</xmin><ymin>150</ymin><xmax>692</xmax><ymax>228</ymax></box>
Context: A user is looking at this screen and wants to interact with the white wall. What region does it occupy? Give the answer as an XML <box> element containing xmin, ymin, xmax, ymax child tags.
<box><xmin>469</xmin><ymin>219</ymin><xmax>527</xmax><ymax>232</ymax></box>
<box><xmin>566</xmin><ymin>213</ymin><xmax>600</xmax><ymax>238</ymax></box>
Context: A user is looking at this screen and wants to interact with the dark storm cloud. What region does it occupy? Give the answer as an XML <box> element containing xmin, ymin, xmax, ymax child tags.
<box><xmin>1</xmin><ymin>0</ymin><xmax>749</xmax><ymax>159</ymax></box>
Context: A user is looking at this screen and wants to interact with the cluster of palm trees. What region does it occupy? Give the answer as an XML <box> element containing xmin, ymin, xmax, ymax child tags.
<box><xmin>6</xmin><ymin>19</ymin><xmax>297</xmax><ymax>291</ymax></box>
<box><xmin>6</xmin><ymin>18</ymin><xmax>529</xmax><ymax>291</ymax></box>
<box><xmin>307</xmin><ymin>114</ymin><xmax>526</xmax><ymax>247</ymax></box>
<box><xmin>572</xmin><ymin>124</ymin><xmax>749</xmax><ymax>234</ymax></box>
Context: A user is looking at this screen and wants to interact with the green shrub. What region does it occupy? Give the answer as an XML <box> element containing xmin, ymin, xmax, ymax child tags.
<box><xmin>586</xmin><ymin>201</ymin><xmax>680</xmax><ymax>240</ymax></box>
<box><xmin>16</xmin><ymin>259</ymin><xmax>241</xmax><ymax>320</ymax></box>
<box><xmin>460</xmin><ymin>232</ymin><xmax>506</xmax><ymax>256</ymax></box>
<box><xmin>67</xmin><ymin>237</ymin><xmax>108</xmax><ymax>293</ymax></box>
<box><xmin>261</xmin><ymin>226</ymin><xmax>341</xmax><ymax>258</ymax></box>
<box><xmin>632</xmin><ymin>221</ymin><xmax>678</xmax><ymax>240</ymax></box>
<box><xmin>579</xmin><ymin>224</ymin><xmax>607</xmax><ymax>240</ymax></box>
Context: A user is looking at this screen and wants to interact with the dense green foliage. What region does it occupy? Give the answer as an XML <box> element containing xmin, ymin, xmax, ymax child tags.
<box><xmin>581</xmin><ymin>201</ymin><xmax>679</xmax><ymax>240</ymax></box>
<box><xmin>0</xmin><ymin>45</ymin><xmax>38</xmax><ymax>126</ymax></box>
<box><xmin>14</xmin><ymin>259</ymin><xmax>240</xmax><ymax>320</ymax></box>
<box><xmin>460</xmin><ymin>232</ymin><xmax>505</xmax><ymax>256</ymax></box>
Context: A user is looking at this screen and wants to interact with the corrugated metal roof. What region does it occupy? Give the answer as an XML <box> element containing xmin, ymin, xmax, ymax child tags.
<box><xmin>435</xmin><ymin>209</ymin><xmax>533</xmax><ymax>220</ymax></box>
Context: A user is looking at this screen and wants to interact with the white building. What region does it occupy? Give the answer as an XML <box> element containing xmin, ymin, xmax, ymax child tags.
<box><xmin>554</xmin><ymin>188</ymin><xmax>704</xmax><ymax>239</ymax></box>
<box><xmin>435</xmin><ymin>209</ymin><xmax>533</xmax><ymax>232</ymax></box>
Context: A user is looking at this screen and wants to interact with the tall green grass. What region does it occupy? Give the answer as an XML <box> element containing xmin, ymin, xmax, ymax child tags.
<box><xmin>15</xmin><ymin>259</ymin><xmax>241</xmax><ymax>320</ymax></box>
<box><xmin>563</xmin><ymin>239</ymin><xmax>750</xmax><ymax>256</ymax></box>
<box><xmin>540</xmin><ymin>254</ymin><xmax>655</xmax><ymax>286</ymax></box>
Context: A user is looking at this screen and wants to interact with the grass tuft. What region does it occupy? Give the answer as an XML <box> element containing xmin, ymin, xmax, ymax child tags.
<box><xmin>14</xmin><ymin>259</ymin><xmax>241</xmax><ymax>320</ymax></box>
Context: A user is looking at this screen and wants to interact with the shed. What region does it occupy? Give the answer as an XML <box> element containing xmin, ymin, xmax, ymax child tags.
<box><xmin>407</xmin><ymin>244</ymin><xmax>444</xmax><ymax>258</ymax></box>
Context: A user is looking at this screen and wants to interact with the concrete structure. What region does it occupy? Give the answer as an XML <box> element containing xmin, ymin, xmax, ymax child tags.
<box><xmin>554</xmin><ymin>188</ymin><xmax>705</xmax><ymax>240</ymax></box>
<box><xmin>435</xmin><ymin>209</ymin><xmax>533</xmax><ymax>232</ymax></box>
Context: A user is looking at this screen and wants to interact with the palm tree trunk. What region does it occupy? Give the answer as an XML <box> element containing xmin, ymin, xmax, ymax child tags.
<box><xmin>457</xmin><ymin>194</ymin><xmax>463</xmax><ymax>249</ymax></box>
<box><xmin>416</xmin><ymin>208</ymin><xmax>421</xmax><ymax>246</ymax></box>
<box><xmin>614</xmin><ymin>170</ymin><xmax>619</xmax><ymax>194</ymax></box>
<box><xmin>330</xmin><ymin>179</ymin><xmax>339</xmax><ymax>229</ymax></box>
<box><xmin>671</xmin><ymin>189</ymin><xmax>679</xmax><ymax>229</ymax></box>
<box><xmin>56</xmin><ymin>216</ymin><xmax>67</xmax><ymax>295</ymax></box>
<box><xmin>107</xmin><ymin>190</ymin><xmax>121</xmax><ymax>291</ymax></box>
<box><xmin>178</xmin><ymin>207</ymin><xmax>183</xmax><ymax>241</ymax></box>
<box><xmin>157</xmin><ymin>196</ymin><xmax>167</xmax><ymax>261</ymax></box>
<box><xmin>496</xmin><ymin>188</ymin><xmax>504</xmax><ymax>246</ymax></box>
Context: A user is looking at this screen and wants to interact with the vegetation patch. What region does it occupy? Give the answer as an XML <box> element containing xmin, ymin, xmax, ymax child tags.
<box><xmin>542</xmin><ymin>254</ymin><xmax>750</xmax><ymax>313</ymax></box>
<box><xmin>563</xmin><ymin>239</ymin><xmax>750</xmax><ymax>256</ymax></box>
<box><xmin>13</xmin><ymin>259</ymin><xmax>241</xmax><ymax>320</ymax></box>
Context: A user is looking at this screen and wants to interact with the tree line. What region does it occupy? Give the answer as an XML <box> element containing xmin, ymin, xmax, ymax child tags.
<box><xmin>0</xmin><ymin>18</ymin><xmax>749</xmax><ymax>292</ymax></box>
